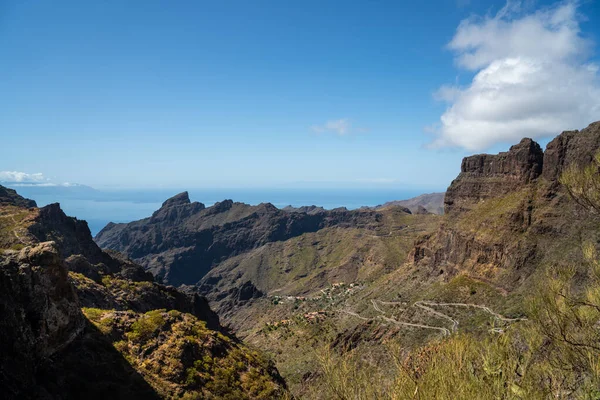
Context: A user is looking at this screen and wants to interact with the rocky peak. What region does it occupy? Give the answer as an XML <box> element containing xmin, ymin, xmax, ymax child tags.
<box><xmin>445</xmin><ymin>138</ymin><xmax>544</xmax><ymax>214</ymax></box>
<box><xmin>0</xmin><ymin>185</ymin><xmax>37</xmax><ymax>208</ymax></box>
<box><xmin>257</xmin><ymin>202</ymin><xmax>279</xmax><ymax>213</ymax></box>
<box><xmin>542</xmin><ymin>121</ymin><xmax>600</xmax><ymax>182</ymax></box>
<box><xmin>459</xmin><ymin>138</ymin><xmax>543</xmax><ymax>181</ymax></box>
<box><xmin>161</xmin><ymin>191</ymin><xmax>192</xmax><ymax>208</ymax></box>
<box><xmin>210</xmin><ymin>199</ymin><xmax>234</xmax><ymax>213</ymax></box>
<box><xmin>150</xmin><ymin>193</ymin><xmax>205</xmax><ymax>224</ymax></box>
<box><xmin>445</xmin><ymin>121</ymin><xmax>600</xmax><ymax>214</ymax></box>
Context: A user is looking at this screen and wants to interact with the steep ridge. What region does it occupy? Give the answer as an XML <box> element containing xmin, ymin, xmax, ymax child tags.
<box><xmin>0</xmin><ymin>185</ymin><xmax>37</xmax><ymax>208</ymax></box>
<box><xmin>0</xmin><ymin>188</ymin><xmax>287</xmax><ymax>399</ymax></box>
<box><xmin>95</xmin><ymin>195</ymin><xmax>383</xmax><ymax>286</ymax></box>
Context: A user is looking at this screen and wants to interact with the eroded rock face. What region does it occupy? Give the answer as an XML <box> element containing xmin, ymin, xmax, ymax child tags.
<box><xmin>543</xmin><ymin>121</ymin><xmax>600</xmax><ymax>182</ymax></box>
<box><xmin>0</xmin><ymin>242</ymin><xmax>84</xmax><ymax>395</ymax></box>
<box><xmin>445</xmin><ymin>122</ymin><xmax>600</xmax><ymax>215</ymax></box>
<box><xmin>411</xmin><ymin>121</ymin><xmax>600</xmax><ymax>288</ymax></box>
<box><xmin>444</xmin><ymin>138</ymin><xmax>544</xmax><ymax>214</ymax></box>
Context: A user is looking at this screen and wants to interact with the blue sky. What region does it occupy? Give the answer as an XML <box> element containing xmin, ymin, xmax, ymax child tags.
<box><xmin>1</xmin><ymin>0</ymin><xmax>599</xmax><ymax>190</ymax></box>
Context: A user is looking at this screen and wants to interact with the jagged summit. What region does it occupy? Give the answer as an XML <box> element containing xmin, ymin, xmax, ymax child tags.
<box><xmin>445</xmin><ymin>121</ymin><xmax>600</xmax><ymax>214</ymax></box>
<box><xmin>96</xmin><ymin>196</ymin><xmax>382</xmax><ymax>286</ymax></box>
<box><xmin>161</xmin><ymin>191</ymin><xmax>192</xmax><ymax>208</ymax></box>
<box><xmin>543</xmin><ymin>120</ymin><xmax>600</xmax><ymax>181</ymax></box>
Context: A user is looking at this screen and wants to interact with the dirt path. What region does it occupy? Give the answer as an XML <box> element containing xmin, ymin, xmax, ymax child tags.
<box><xmin>274</xmin><ymin>289</ymin><xmax>525</xmax><ymax>338</ymax></box>
<box><xmin>417</xmin><ymin>301</ymin><xmax>527</xmax><ymax>323</ymax></box>
<box><xmin>414</xmin><ymin>301</ymin><xmax>459</xmax><ymax>332</ymax></box>
<box><xmin>371</xmin><ymin>299</ymin><xmax>524</xmax><ymax>332</ymax></box>
<box><xmin>377</xmin><ymin>314</ymin><xmax>451</xmax><ymax>336</ymax></box>
<box><xmin>8</xmin><ymin>214</ymin><xmax>27</xmax><ymax>245</ymax></box>
<box><xmin>338</xmin><ymin>308</ymin><xmax>451</xmax><ymax>336</ymax></box>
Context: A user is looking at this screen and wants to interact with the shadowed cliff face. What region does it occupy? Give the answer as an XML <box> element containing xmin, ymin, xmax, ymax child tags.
<box><xmin>95</xmin><ymin>195</ymin><xmax>384</xmax><ymax>286</ymax></box>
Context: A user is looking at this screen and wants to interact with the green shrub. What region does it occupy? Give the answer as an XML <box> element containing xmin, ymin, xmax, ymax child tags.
<box><xmin>126</xmin><ymin>309</ymin><xmax>166</xmax><ymax>342</ymax></box>
<box><xmin>82</xmin><ymin>307</ymin><xmax>107</xmax><ymax>322</ymax></box>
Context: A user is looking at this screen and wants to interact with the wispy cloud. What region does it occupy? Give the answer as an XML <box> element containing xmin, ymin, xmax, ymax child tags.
<box><xmin>428</xmin><ymin>1</ymin><xmax>600</xmax><ymax>151</ymax></box>
<box><xmin>311</xmin><ymin>118</ymin><xmax>369</xmax><ymax>136</ymax></box>
<box><xmin>0</xmin><ymin>170</ymin><xmax>80</xmax><ymax>187</ymax></box>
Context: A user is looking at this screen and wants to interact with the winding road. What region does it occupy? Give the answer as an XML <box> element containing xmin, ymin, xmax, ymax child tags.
<box><xmin>337</xmin><ymin>297</ymin><xmax>525</xmax><ymax>338</ymax></box>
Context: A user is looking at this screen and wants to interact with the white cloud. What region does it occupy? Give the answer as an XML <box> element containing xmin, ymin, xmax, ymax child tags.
<box><xmin>0</xmin><ymin>171</ymin><xmax>47</xmax><ymax>183</ymax></box>
<box><xmin>0</xmin><ymin>171</ymin><xmax>85</xmax><ymax>187</ymax></box>
<box><xmin>429</xmin><ymin>1</ymin><xmax>600</xmax><ymax>151</ymax></box>
<box><xmin>311</xmin><ymin>119</ymin><xmax>352</xmax><ymax>136</ymax></box>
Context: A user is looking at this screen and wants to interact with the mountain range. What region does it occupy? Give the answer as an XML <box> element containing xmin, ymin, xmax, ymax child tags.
<box><xmin>3</xmin><ymin>121</ymin><xmax>600</xmax><ymax>398</ymax></box>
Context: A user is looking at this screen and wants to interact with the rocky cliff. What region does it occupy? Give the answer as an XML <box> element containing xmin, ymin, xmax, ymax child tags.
<box><xmin>95</xmin><ymin>195</ymin><xmax>383</xmax><ymax>286</ymax></box>
<box><xmin>444</xmin><ymin>138</ymin><xmax>544</xmax><ymax>214</ymax></box>
<box><xmin>410</xmin><ymin>121</ymin><xmax>600</xmax><ymax>289</ymax></box>
<box><xmin>0</xmin><ymin>187</ymin><xmax>288</xmax><ymax>399</ymax></box>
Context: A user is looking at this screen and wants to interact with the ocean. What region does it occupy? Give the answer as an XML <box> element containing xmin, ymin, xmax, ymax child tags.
<box><xmin>12</xmin><ymin>187</ymin><xmax>435</xmax><ymax>236</ymax></box>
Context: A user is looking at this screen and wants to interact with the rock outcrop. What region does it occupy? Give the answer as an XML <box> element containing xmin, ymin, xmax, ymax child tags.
<box><xmin>0</xmin><ymin>185</ymin><xmax>37</xmax><ymax>208</ymax></box>
<box><xmin>0</xmin><ymin>241</ymin><xmax>84</xmax><ymax>396</ymax></box>
<box><xmin>542</xmin><ymin>121</ymin><xmax>600</xmax><ymax>182</ymax></box>
<box><xmin>445</xmin><ymin>122</ymin><xmax>600</xmax><ymax>215</ymax></box>
<box><xmin>444</xmin><ymin>138</ymin><xmax>544</xmax><ymax>214</ymax></box>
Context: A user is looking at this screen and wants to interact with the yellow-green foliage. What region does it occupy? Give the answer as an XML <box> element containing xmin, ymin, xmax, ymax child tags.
<box><xmin>82</xmin><ymin>307</ymin><xmax>116</xmax><ymax>334</ymax></box>
<box><xmin>126</xmin><ymin>309</ymin><xmax>166</xmax><ymax>342</ymax></box>
<box><xmin>86</xmin><ymin>308</ymin><xmax>287</xmax><ymax>399</ymax></box>
<box><xmin>316</xmin><ymin>243</ymin><xmax>600</xmax><ymax>400</ymax></box>
<box><xmin>82</xmin><ymin>307</ymin><xmax>108</xmax><ymax>322</ymax></box>
<box><xmin>101</xmin><ymin>274</ymin><xmax>154</xmax><ymax>293</ymax></box>
<box><xmin>69</xmin><ymin>271</ymin><xmax>98</xmax><ymax>290</ymax></box>
<box><xmin>560</xmin><ymin>152</ymin><xmax>600</xmax><ymax>214</ymax></box>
